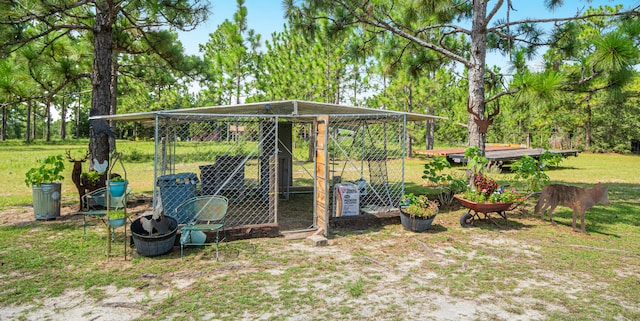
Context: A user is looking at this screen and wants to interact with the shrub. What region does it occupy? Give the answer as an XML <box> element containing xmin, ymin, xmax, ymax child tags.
<box><xmin>421</xmin><ymin>156</ymin><xmax>466</xmax><ymax>205</ymax></box>
<box><xmin>511</xmin><ymin>154</ymin><xmax>555</xmax><ymax>192</ymax></box>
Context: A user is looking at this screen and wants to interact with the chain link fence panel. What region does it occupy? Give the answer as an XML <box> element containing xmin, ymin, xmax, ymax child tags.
<box><xmin>153</xmin><ymin>114</ymin><xmax>278</xmax><ymax>227</ymax></box>
<box><xmin>149</xmin><ymin>112</ymin><xmax>407</xmax><ymax>228</ymax></box>
<box><xmin>328</xmin><ymin>115</ymin><xmax>406</xmax><ymax>216</ymax></box>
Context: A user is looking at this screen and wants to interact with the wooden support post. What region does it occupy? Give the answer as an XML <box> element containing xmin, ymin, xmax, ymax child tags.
<box><xmin>315</xmin><ymin>116</ymin><xmax>329</xmax><ymax>236</ymax></box>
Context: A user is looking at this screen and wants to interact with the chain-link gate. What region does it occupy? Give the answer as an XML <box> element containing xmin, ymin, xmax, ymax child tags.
<box><xmin>328</xmin><ymin>114</ymin><xmax>406</xmax><ymax>215</ymax></box>
<box><xmin>152</xmin><ymin>114</ymin><xmax>279</xmax><ymax>227</ymax></box>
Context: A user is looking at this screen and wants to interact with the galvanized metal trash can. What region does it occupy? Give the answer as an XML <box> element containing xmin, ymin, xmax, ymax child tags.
<box><xmin>32</xmin><ymin>183</ymin><xmax>61</xmax><ymax>220</ymax></box>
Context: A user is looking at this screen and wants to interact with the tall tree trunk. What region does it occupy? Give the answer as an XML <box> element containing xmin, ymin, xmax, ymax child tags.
<box><xmin>32</xmin><ymin>105</ymin><xmax>37</xmax><ymax>139</ymax></box>
<box><xmin>60</xmin><ymin>95</ymin><xmax>67</xmax><ymax>139</ymax></box>
<box><xmin>425</xmin><ymin>72</ymin><xmax>435</xmax><ymax>150</ymax></box>
<box><xmin>382</xmin><ymin>73</ymin><xmax>387</xmax><ymax>109</ymax></box>
<box><xmin>353</xmin><ymin>64</ymin><xmax>358</xmax><ymax>103</ymax></box>
<box><xmin>1</xmin><ymin>105</ymin><xmax>6</xmax><ymax>141</ymax></box>
<box><xmin>235</xmin><ymin>72</ymin><xmax>241</xmax><ymax>104</ymax></box>
<box><xmin>133</xmin><ymin>122</ymin><xmax>138</xmax><ymax>140</ymax></box>
<box><xmin>89</xmin><ymin>0</ymin><xmax>114</xmax><ymax>168</ymax></box>
<box><xmin>45</xmin><ymin>98</ymin><xmax>51</xmax><ymax>141</ymax></box>
<box><xmin>585</xmin><ymin>96</ymin><xmax>592</xmax><ymax>148</ymax></box>
<box><xmin>468</xmin><ymin>0</ymin><xmax>488</xmax><ymax>155</ymax></box>
<box><xmin>325</xmin><ymin>49</ymin><xmax>331</xmax><ymax>103</ymax></box>
<box><xmin>425</xmin><ymin>116</ymin><xmax>434</xmax><ymax>150</ymax></box>
<box><xmin>76</xmin><ymin>92</ymin><xmax>81</xmax><ymax>139</ymax></box>
<box><xmin>334</xmin><ymin>70</ymin><xmax>341</xmax><ymax>104</ymax></box>
<box><xmin>406</xmin><ymin>84</ymin><xmax>413</xmax><ymax>157</ymax></box>
<box><xmin>26</xmin><ymin>101</ymin><xmax>31</xmax><ymax>143</ymax></box>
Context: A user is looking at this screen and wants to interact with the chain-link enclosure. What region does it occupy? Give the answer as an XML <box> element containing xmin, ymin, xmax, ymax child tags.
<box><xmin>99</xmin><ymin>101</ymin><xmax>428</xmax><ymax>233</ymax></box>
<box><xmin>149</xmin><ymin>112</ymin><xmax>406</xmax><ymax>231</ymax></box>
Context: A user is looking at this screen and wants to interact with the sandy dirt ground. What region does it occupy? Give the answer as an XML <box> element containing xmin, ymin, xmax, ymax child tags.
<box><xmin>1</xmin><ymin>201</ymin><xmax>637</xmax><ymax>321</ymax></box>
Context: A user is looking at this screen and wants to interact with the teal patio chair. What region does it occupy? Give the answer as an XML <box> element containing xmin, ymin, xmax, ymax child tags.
<box><xmin>176</xmin><ymin>195</ymin><xmax>228</xmax><ymax>260</ymax></box>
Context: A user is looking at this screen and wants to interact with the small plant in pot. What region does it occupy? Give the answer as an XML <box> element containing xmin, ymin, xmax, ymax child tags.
<box><xmin>108</xmin><ymin>175</ymin><xmax>127</xmax><ymax>197</ymax></box>
<box><xmin>24</xmin><ymin>155</ymin><xmax>66</xmax><ymax>187</ymax></box>
<box><xmin>107</xmin><ymin>210</ymin><xmax>127</xmax><ymax>228</ymax></box>
<box><xmin>24</xmin><ymin>155</ymin><xmax>66</xmax><ymax>220</ymax></box>
<box><xmin>81</xmin><ymin>171</ymin><xmax>105</xmax><ymax>191</ymax></box>
<box><xmin>399</xmin><ymin>193</ymin><xmax>439</xmax><ymax>232</ymax></box>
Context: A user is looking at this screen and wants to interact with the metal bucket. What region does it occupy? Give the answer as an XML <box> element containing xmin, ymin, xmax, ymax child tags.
<box><xmin>32</xmin><ymin>183</ymin><xmax>61</xmax><ymax>220</ymax></box>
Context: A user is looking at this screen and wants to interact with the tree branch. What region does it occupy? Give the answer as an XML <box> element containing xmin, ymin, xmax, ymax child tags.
<box><xmin>485</xmin><ymin>88</ymin><xmax>520</xmax><ymax>103</ymax></box>
<box><xmin>1</xmin><ymin>23</ymin><xmax>92</xmax><ymax>56</ymax></box>
<box><xmin>488</xmin><ymin>8</ymin><xmax>640</xmax><ymax>33</ymax></box>
<box><xmin>334</xmin><ymin>0</ymin><xmax>472</xmax><ymax>68</ymax></box>
<box><xmin>485</xmin><ymin>0</ymin><xmax>504</xmax><ymax>27</ymax></box>
<box><xmin>0</xmin><ymin>73</ymin><xmax>91</xmax><ymax>109</ymax></box>
<box><xmin>415</xmin><ymin>23</ymin><xmax>470</xmax><ymax>35</ymax></box>
<box><xmin>0</xmin><ymin>0</ymin><xmax>92</xmax><ymax>25</ymax></box>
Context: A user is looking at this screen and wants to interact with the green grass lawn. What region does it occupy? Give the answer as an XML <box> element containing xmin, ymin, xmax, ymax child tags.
<box><xmin>1</xmin><ymin>140</ymin><xmax>639</xmax><ymax>320</ymax></box>
<box><xmin>0</xmin><ymin>139</ymin><xmax>158</xmax><ymax>209</ymax></box>
<box><xmin>3</xmin><ymin>139</ymin><xmax>639</xmax><ymax>209</ymax></box>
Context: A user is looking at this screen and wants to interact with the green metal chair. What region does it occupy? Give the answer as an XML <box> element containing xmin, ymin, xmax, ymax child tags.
<box><xmin>176</xmin><ymin>195</ymin><xmax>228</xmax><ymax>260</ymax></box>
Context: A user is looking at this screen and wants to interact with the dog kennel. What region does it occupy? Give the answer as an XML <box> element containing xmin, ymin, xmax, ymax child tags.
<box><xmin>91</xmin><ymin>100</ymin><xmax>438</xmax><ymax>235</ymax></box>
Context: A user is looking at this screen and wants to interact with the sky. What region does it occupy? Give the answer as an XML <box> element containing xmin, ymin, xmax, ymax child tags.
<box><xmin>177</xmin><ymin>0</ymin><xmax>286</xmax><ymax>57</ymax></box>
<box><xmin>178</xmin><ymin>0</ymin><xmax>639</xmax><ymax>66</ymax></box>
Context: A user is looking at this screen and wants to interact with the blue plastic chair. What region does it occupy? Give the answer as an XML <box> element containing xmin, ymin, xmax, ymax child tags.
<box><xmin>176</xmin><ymin>195</ymin><xmax>228</xmax><ymax>260</ymax></box>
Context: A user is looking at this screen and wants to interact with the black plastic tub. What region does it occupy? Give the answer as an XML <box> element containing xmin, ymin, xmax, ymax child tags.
<box><xmin>130</xmin><ymin>215</ymin><xmax>178</xmax><ymax>257</ymax></box>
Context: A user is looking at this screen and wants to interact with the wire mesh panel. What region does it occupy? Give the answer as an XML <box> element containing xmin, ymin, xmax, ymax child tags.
<box><xmin>328</xmin><ymin>114</ymin><xmax>406</xmax><ymax>216</ymax></box>
<box><xmin>150</xmin><ymin>112</ymin><xmax>406</xmax><ymax>228</ymax></box>
<box><xmin>153</xmin><ymin>114</ymin><xmax>278</xmax><ymax>227</ymax></box>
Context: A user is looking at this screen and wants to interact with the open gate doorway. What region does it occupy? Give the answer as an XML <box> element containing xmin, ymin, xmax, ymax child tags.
<box><xmin>274</xmin><ymin>121</ymin><xmax>317</xmax><ymax>233</ymax></box>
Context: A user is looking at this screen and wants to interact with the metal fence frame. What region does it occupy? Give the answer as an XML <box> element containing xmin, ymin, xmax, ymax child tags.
<box><xmin>151</xmin><ymin>113</ymin><xmax>280</xmax><ymax>227</ymax></box>
<box><xmin>146</xmin><ymin>112</ymin><xmax>407</xmax><ymax>231</ymax></box>
<box><xmin>327</xmin><ymin>114</ymin><xmax>406</xmax><ymax>214</ymax></box>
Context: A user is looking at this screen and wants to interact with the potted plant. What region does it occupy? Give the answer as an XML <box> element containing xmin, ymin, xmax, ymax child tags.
<box><xmin>24</xmin><ymin>155</ymin><xmax>65</xmax><ymax>220</ymax></box>
<box><xmin>107</xmin><ymin>210</ymin><xmax>127</xmax><ymax>228</ymax></box>
<box><xmin>81</xmin><ymin>171</ymin><xmax>105</xmax><ymax>192</ymax></box>
<box><xmin>399</xmin><ymin>193</ymin><xmax>439</xmax><ymax>232</ymax></box>
<box><xmin>108</xmin><ymin>175</ymin><xmax>127</xmax><ymax>197</ymax></box>
<box><xmin>454</xmin><ymin>154</ymin><xmax>525</xmax><ymax>227</ymax></box>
